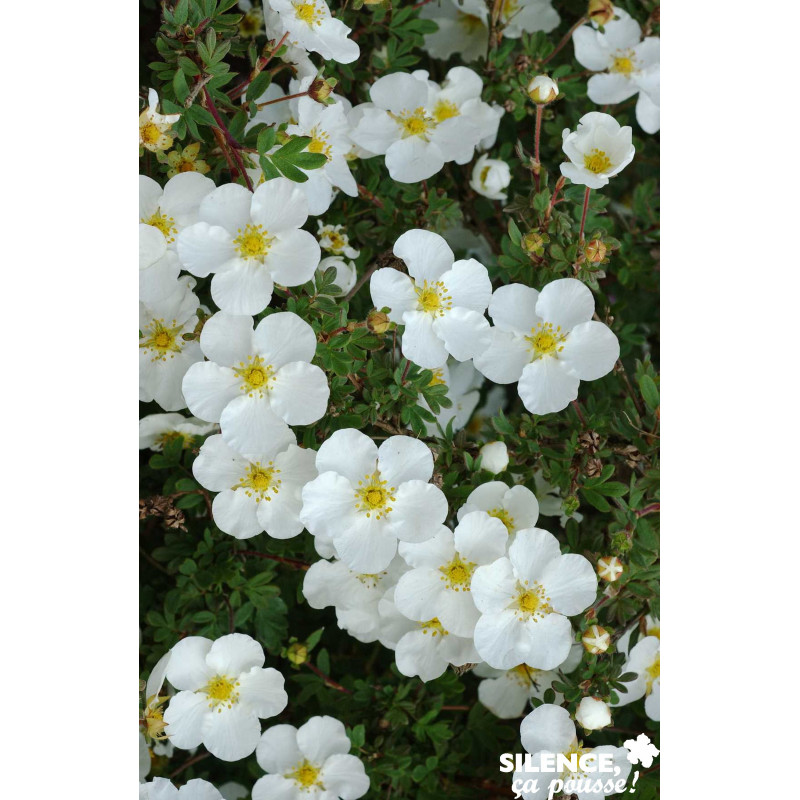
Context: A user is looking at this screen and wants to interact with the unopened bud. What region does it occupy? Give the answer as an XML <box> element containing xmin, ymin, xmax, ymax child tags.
<box><xmin>367</xmin><ymin>310</ymin><xmax>391</xmax><ymax>334</ymax></box>
<box><xmin>582</xmin><ymin>625</ymin><xmax>612</xmax><ymax>654</ymax></box>
<box><xmin>610</xmin><ymin>529</ymin><xmax>633</xmax><ymax>554</ymax></box>
<box><xmin>527</xmin><ymin>75</ymin><xmax>558</xmax><ymax>105</ymax></box>
<box><xmin>521</xmin><ymin>230</ymin><xmax>548</xmax><ymax>257</ymax></box>
<box><xmin>597</xmin><ymin>556</ymin><xmax>624</xmax><ymax>583</ymax></box>
<box><xmin>309</xmin><ymin>77</ymin><xmax>336</xmax><ymax>103</ymax></box>
<box><xmin>584</xmin><ymin>239</ymin><xmax>607</xmax><ymax>263</ymax></box>
<box><xmin>588</xmin><ymin>0</ymin><xmax>615</xmax><ymax>26</ymax></box>
<box><xmin>563</xmin><ymin>494</ymin><xmax>580</xmax><ymax>517</ymax></box>
<box><xmin>287</xmin><ymin>643</ymin><xmax>308</xmax><ymax>666</ymax></box>
<box><xmin>575</xmin><ymin>697</ymin><xmax>612</xmax><ymax>731</ymax></box>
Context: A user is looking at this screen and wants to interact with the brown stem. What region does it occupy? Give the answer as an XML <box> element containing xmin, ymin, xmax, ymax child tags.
<box><xmin>542</xmin><ymin>15</ymin><xmax>588</xmax><ymax>66</ymax></box>
<box><xmin>238</xmin><ymin>551</ymin><xmax>310</xmax><ymax>570</ymax></box>
<box><xmin>579</xmin><ymin>186</ymin><xmax>591</xmax><ymax>243</ymax></box>
<box><xmin>533</xmin><ymin>104</ymin><xmax>543</xmax><ymax>194</ymax></box>
<box><xmin>202</xmin><ymin>87</ymin><xmax>253</xmax><ymax>191</ymax></box>
<box><xmin>636</xmin><ymin>503</ymin><xmax>660</xmax><ymax>518</ymax></box>
<box><xmin>228</xmin><ymin>31</ymin><xmax>291</xmax><ymax>101</ymax></box>
<box><xmin>306</xmin><ymin>662</ymin><xmax>352</xmax><ymax>694</ymax></box>
<box><xmin>344</xmin><ymin>261</ymin><xmax>380</xmax><ymax>302</ymax></box>
<box><xmin>169</xmin><ymin>751</ymin><xmax>210</xmax><ymax>778</ymax></box>
<box><xmin>256</xmin><ymin>90</ymin><xmax>309</xmax><ymax>110</ymax></box>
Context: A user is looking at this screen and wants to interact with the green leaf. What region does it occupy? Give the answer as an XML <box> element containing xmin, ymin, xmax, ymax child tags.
<box><xmin>638</xmin><ymin>374</ymin><xmax>660</xmax><ymax>410</ymax></box>
<box><xmin>246</xmin><ymin>71</ymin><xmax>272</xmax><ymax>103</ymax></box>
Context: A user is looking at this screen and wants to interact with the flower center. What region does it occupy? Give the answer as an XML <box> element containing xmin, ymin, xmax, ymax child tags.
<box><xmin>177</xmin><ymin>160</ymin><xmax>196</xmax><ymax>173</ymax></box>
<box><xmin>611</xmin><ymin>50</ymin><xmax>637</xmax><ymax>75</ymax></box>
<box><xmin>236</xmin><ymin>462</ymin><xmax>281</xmax><ymax>501</ymax></box>
<box><xmin>419</xmin><ymin>617</ymin><xmax>448</xmax><ymax>637</ymax></box>
<box><xmin>140</xmin><ymin>320</ymin><xmax>183</xmax><ymax>361</ymax></box>
<box><xmin>511</xmin><ymin>664</ymin><xmax>541</xmax><ymax>686</ymax></box>
<box><xmin>583</xmin><ymin>148</ymin><xmax>613</xmax><ymax>174</ymax></box>
<box><xmin>233</xmin><ymin>223</ymin><xmax>274</xmax><ymax>260</ymax></box>
<box><xmin>433</xmin><ymin>100</ymin><xmax>459</xmax><ymax>123</ymax></box>
<box><xmin>645</xmin><ymin>654</ymin><xmax>660</xmax><ymax>693</ymax></box>
<box><xmin>323</xmin><ymin>229</ymin><xmax>348</xmax><ymax>253</ymax></box>
<box><xmin>156</xmin><ymin>430</ymin><xmax>194</xmax><ymax>449</ymax></box>
<box><xmin>143</xmin><ymin>210</ymin><xmax>177</xmax><ymax>243</ymax></box>
<box><xmin>439</xmin><ymin>554</ymin><xmax>477</xmax><ymax>591</ymax></box>
<box><xmin>308</xmin><ymin>127</ymin><xmax>332</xmax><ymax>160</ymax></box>
<box><xmin>356</xmin><ymin>572</ymin><xmax>386</xmax><ymax>588</ymax></box>
<box><xmin>202</xmin><ymin>675</ymin><xmax>240</xmax><ymax>711</ymax></box>
<box><xmin>140</xmin><ymin>121</ymin><xmax>162</xmax><ymax>145</ymax></box>
<box><xmin>393</xmin><ymin>107</ymin><xmax>435</xmax><ymax>139</ymax></box>
<box><xmin>561</xmin><ymin>743</ymin><xmax>592</xmax><ymax>779</ymax></box>
<box><xmin>233</xmin><ymin>356</ymin><xmax>275</xmax><ymax>396</ymax></box>
<box><xmin>479</xmin><ymin>165</ymin><xmax>491</xmax><ymax>185</ymax></box>
<box><xmin>239</xmin><ymin>8</ymin><xmax>263</xmax><ymax>36</ymax></box>
<box><xmin>513</xmin><ymin>581</ymin><xmax>552</xmax><ymax>620</ymax></box>
<box><xmin>288</xmin><ymin>760</ymin><xmax>323</xmax><ymax>789</ymax></box>
<box><xmin>415</xmin><ymin>280</ymin><xmax>452</xmax><ymax>316</ymax></box>
<box><xmin>488</xmin><ymin>507</ymin><xmax>515</xmax><ymax>533</ymax></box>
<box><xmin>525</xmin><ymin>321</ymin><xmax>566</xmax><ymax>359</ymax></box>
<box><xmin>502</xmin><ymin>0</ymin><xmax>520</xmax><ymax>18</ymax></box>
<box><xmin>459</xmin><ymin>12</ymin><xmax>485</xmax><ymax>33</ymax></box>
<box><xmin>354</xmin><ymin>471</ymin><xmax>396</xmax><ymax>520</ymax></box>
<box><xmin>429</xmin><ymin>368</ymin><xmax>446</xmax><ymax>386</ymax></box>
<box><xmin>294</xmin><ymin>1</ymin><xmax>323</xmax><ymax>26</ymax></box>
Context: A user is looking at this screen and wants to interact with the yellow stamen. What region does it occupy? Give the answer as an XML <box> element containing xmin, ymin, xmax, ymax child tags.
<box><xmin>288</xmin><ymin>760</ymin><xmax>323</xmax><ymax>788</ymax></box>
<box><xmin>439</xmin><ymin>554</ymin><xmax>477</xmax><ymax>591</ymax></box>
<box><xmin>488</xmin><ymin>507</ymin><xmax>515</xmax><ymax>533</ymax></box>
<box><xmin>235</xmin><ymin>462</ymin><xmax>281</xmax><ymax>502</ymax></box>
<box><xmin>140</xmin><ymin>319</ymin><xmax>183</xmax><ymax>362</ymax></box>
<box><xmin>433</xmin><ymin>100</ymin><xmax>459</xmax><ymax>123</ymax></box>
<box><xmin>514</xmin><ymin>581</ymin><xmax>552</xmax><ymax>621</ymax></box>
<box><xmin>202</xmin><ymin>675</ymin><xmax>240</xmax><ymax>711</ymax></box>
<box><xmin>233</xmin><ymin>356</ymin><xmax>275</xmax><ymax>396</ymax></box>
<box><xmin>354</xmin><ymin>471</ymin><xmax>396</xmax><ymax>520</ymax></box>
<box><xmin>293</xmin><ymin>1</ymin><xmax>323</xmax><ymax>26</ymax></box>
<box><xmin>393</xmin><ymin>107</ymin><xmax>435</xmax><ymax>139</ymax></box>
<box><xmin>610</xmin><ymin>50</ymin><xmax>636</xmax><ymax>75</ymax></box>
<box><xmin>142</xmin><ymin>210</ymin><xmax>177</xmax><ymax>243</ymax></box>
<box><xmin>415</xmin><ymin>280</ymin><xmax>452</xmax><ymax>316</ymax></box>
<box><xmin>419</xmin><ymin>617</ymin><xmax>447</xmax><ymax>637</ymax></box>
<box><xmin>233</xmin><ymin>223</ymin><xmax>274</xmax><ymax>260</ymax></box>
<box><xmin>583</xmin><ymin>148</ymin><xmax>613</xmax><ymax>174</ymax></box>
<box><xmin>525</xmin><ymin>321</ymin><xmax>566</xmax><ymax>359</ymax></box>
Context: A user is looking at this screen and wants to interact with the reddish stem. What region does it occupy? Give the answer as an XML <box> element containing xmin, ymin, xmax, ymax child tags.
<box><xmin>542</xmin><ymin>15</ymin><xmax>588</xmax><ymax>66</ymax></box>
<box><xmin>578</xmin><ymin>186</ymin><xmax>591</xmax><ymax>243</ymax></box>
<box><xmin>202</xmin><ymin>87</ymin><xmax>253</xmax><ymax>191</ymax></box>
<box><xmin>306</xmin><ymin>662</ymin><xmax>352</xmax><ymax>694</ymax></box>
<box><xmin>636</xmin><ymin>503</ymin><xmax>660</xmax><ymax>518</ymax></box>
<box><xmin>256</xmin><ymin>90</ymin><xmax>309</xmax><ymax>109</ymax></box>
<box><xmin>534</xmin><ymin>104</ymin><xmax>543</xmax><ymax>193</ymax></box>
<box><xmin>239</xmin><ymin>551</ymin><xmax>309</xmax><ymax>570</ymax></box>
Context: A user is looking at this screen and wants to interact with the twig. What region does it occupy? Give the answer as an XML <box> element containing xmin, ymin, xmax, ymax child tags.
<box><xmin>542</xmin><ymin>15</ymin><xmax>588</xmax><ymax>66</ymax></box>
<box><xmin>202</xmin><ymin>87</ymin><xmax>254</xmax><ymax>191</ymax></box>
<box><xmin>306</xmin><ymin>662</ymin><xmax>352</xmax><ymax>694</ymax></box>
<box><xmin>169</xmin><ymin>751</ymin><xmax>210</xmax><ymax>778</ymax></box>
<box><xmin>238</xmin><ymin>551</ymin><xmax>310</xmax><ymax>570</ymax></box>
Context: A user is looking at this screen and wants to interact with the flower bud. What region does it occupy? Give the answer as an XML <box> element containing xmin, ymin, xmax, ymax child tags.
<box><xmin>287</xmin><ymin>642</ymin><xmax>308</xmax><ymax>666</ymax></box>
<box><xmin>584</xmin><ymin>239</ymin><xmax>607</xmax><ymax>263</ymax></box>
<box><xmin>470</xmin><ymin>155</ymin><xmax>511</xmax><ymax>202</ymax></box>
<box><xmin>367</xmin><ymin>310</ymin><xmax>392</xmax><ymax>334</ymax></box>
<box><xmin>527</xmin><ymin>75</ymin><xmax>558</xmax><ymax>105</ymax></box>
<box><xmin>562</xmin><ymin>494</ymin><xmax>580</xmax><ymax>517</ymax></box>
<box><xmin>588</xmin><ymin>0</ymin><xmax>615</xmax><ymax>26</ymax></box>
<box><xmin>597</xmin><ymin>555</ymin><xmax>624</xmax><ymax>583</ymax></box>
<box><xmin>479</xmin><ymin>441</ymin><xmax>509</xmax><ymax>474</ymax></box>
<box><xmin>582</xmin><ymin>624</ymin><xmax>611</xmax><ymax>654</ymax></box>
<box><xmin>309</xmin><ymin>77</ymin><xmax>337</xmax><ymax>103</ymax></box>
<box><xmin>521</xmin><ymin>231</ymin><xmax>548</xmax><ymax>257</ymax></box>
<box><xmin>575</xmin><ymin>697</ymin><xmax>612</xmax><ymax>732</ymax></box>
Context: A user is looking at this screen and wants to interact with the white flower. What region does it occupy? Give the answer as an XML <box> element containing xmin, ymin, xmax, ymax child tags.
<box><xmin>575</xmin><ymin>696</ymin><xmax>612</xmax><ymax>731</ymax></box>
<box><xmin>417</xmin><ymin>360</ymin><xmax>483</xmax><ymax>437</ymax></box>
<box><xmin>140</xmin><ymin>88</ymin><xmax>180</xmax><ymax>152</ymax></box>
<box><xmin>316</xmin><ymin>255</ymin><xmax>357</xmax><ymax>296</ymax></box>
<box><xmin>458</xmin><ymin>480</ymin><xmax>540</xmax><ymax>535</ymax></box>
<box><xmin>193</xmin><ymin>432</ymin><xmax>317</xmax><ymax>540</ymax></box>
<box><xmin>139</xmin><ymin>413</ymin><xmax>216</xmax><ymax>451</ymax></box>
<box><xmin>470</xmin><ymin>155</ymin><xmax>511</xmax><ymax>201</ymax></box>
<box><xmin>527</xmin><ymin>75</ymin><xmax>559</xmax><ymax>104</ymax></box>
<box><xmin>499</xmin><ymin>0</ymin><xmax>560</xmax><ymax>39</ymax></box>
<box><xmin>140</xmin><ymin>224</ymin><xmax>180</xmax><ymax>306</ymax></box>
<box><xmin>560</xmin><ymin>112</ymin><xmax>635</xmax><ymax>189</ymax></box>
<box><xmin>139</xmin><ymin>732</ymin><xmax>151</xmax><ymax>782</ymax></box>
<box><xmin>140</xmin><ymin>173</ymin><xmax>215</xmax><ymax>249</ymax></box>
<box><xmin>177</xmin><ymin>180</ymin><xmax>320</xmax><ymax>315</ymax></box>
<box><xmin>472</xmin><ymin>528</ymin><xmax>597</xmax><ymax>669</ymax></box>
<box><xmin>573</xmin><ymin>7</ymin><xmax>660</xmax><ymax>133</ymax></box>
<box><xmin>218</xmin><ymin>783</ymin><xmax>248</xmax><ymax>800</ymax></box>
<box><xmin>370</xmin><ymin>229</ymin><xmax>491</xmax><ymax>369</ymax></box>
<box><xmin>163</xmin><ymin>633</ymin><xmax>288</xmax><ymax>761</ymax></box>
<box><xmin>300</xmin><ymin>429</ymin><xmax>448</xmax><ymax>573</ymax></box>
<box><xmin>419</xmin><ymin>0</ymin><xmax>489</xmax><ymax>63</ymax></box>
<box><xmin>303</xmin><ymin>556</ymin><xmax>407</xmax><ymax>643</ymax></box>
<box><xmin>534</xmin><ymin>469</ymin><xmax>584</xmax><ymax>527</ymax></box>
<box><xmin>140</xmin><ymin>778</ymin><xmax>224</xmax><ymax>800</ymax></box>
<box><xmin>253</xmin><ymin>716</ymin><xmax>370</xmax><ymax>800</ymax></box>
<box><xmin>479</xmin><ymin>441</ymin><xmax>509</xmax><ymax>474</ymax></box>
<box><xmin>616</xmin><ymin>615</ymin><xmax>659</xmax><ymax>655</ymax></box>
<box><xmin>182</xmin><ymin>311</ymin><xmax>329</xmax><ymax>453</ymax></box>
<box><xmin>349</xmin><ymin>69</ymin><xmax>498</xmax><ymax>183</ymax></box>
<box><xmin>269</xmin><ymin>0</ymin><xmax>359</xmax><ymax>64</ymax></box>
<box><xmin>317</xmin><ymin>221</ymin><xmax>360</xmax><ymax>258</ymax></box>
<box><xmin>612</xmin><ymin>635</ymin><xmax>659</xmax><ymax>720</ymax></box>
<box><xmin>379</xmin><ymin>588</ymin><xmax>480</xmax><ymax>681</ymax></box>
<box><xmin>513</xmin><ymin>704</ymin><xmax>631</xmax><ymax>800</ymax></box>
<box><xmin>395</xmin><ymin>511</ymin><xmax>508</xmax><ymax>638</ymax></box>
<box><xmin>140</xmin><ymin>277</ymin><xmax>203</xmax><ymax>412</ymax></box>
<box><xmin>474</xmin><ymin>279</ymin><xmax>620</xmax><ymax>415</ymax></box>
<box><xmin>474</xmin><ymin>644</ymin><xmax>581</xmax><ymax>718</ymax></box>
<box><xmin>285</xmin><ymin>95</ymin><xmax>358</xmax><ymax>215</ymax></box>
<box><xmin>246</xmin><ymin>83</ymin><xmax>295</xmax><ymax>130</ymax></box>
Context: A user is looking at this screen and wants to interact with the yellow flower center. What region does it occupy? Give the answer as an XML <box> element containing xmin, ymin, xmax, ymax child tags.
<box><xmin>488</xmin><ymin>507</ymin><xmax>515</xmax><ymax>533</ymax></box>
<box><xmin>583</xmin><ymin>148</ymin><xmax>613</xmax><ymax>174</ymax></box>
<box><xmin>502</xmin><ymin>0</ymin><xmax>519</xmax><ymax>18</ymax></box>
<box><xmin>459</xmin><ymin>12</ymin><xmax>485</xmax><ymax>33</ymax></box>
<box><xmin>155</xmin><ymin>430</ymin><xmax>194</xmax><ymax>450</ymax></box>
<box><xmin>143</xmin><ymin>210</ymin><xmax>177</xmax><ymax>243</ymax></box>
<box><xmin>140</xmin><ymin>320</ymin><xmax>183</xmax><ymax>361</ymax></box>
<box><xmin>294</xmin><ymin>1</ymin><xmax>323</xmax><ymax>26</ymax></box>
<box><xmin>439</xmin><ymin>554</ymin><xmax>477</xmax><ymax>591</ymax></box>
<box><xmin>393</xmin><ymin>107</ymin><xmax>435</xmax><ymax>139</ymax></box>
<box><xmin>416</xmin><ymin>280</ymin><xmax>452</xmax><ymax>316</ymax></box>
<box><xmin>611</xmin><ymin>50</ymin><xmax>636</xmax><ymax>75</ymax></box>
<box><xmin>356</xmin><ymin>572</ymin><xmax>386</xmax><ymax>588</ymax></box>
<box><xmin>203</xmin><ymin>675</ymin><xmax>240</xmax><ymax>711</ymax></box>
<box><xmin>233</xmin><ymin>356</ymin><xmax>275</xmax><ymax>396</ymax></box>
<box><xmin>525</xmin><ymin>321</ymin><xmax>566</xmax><ymax>359</ymax></box>
<box><xmin>645</xmin><ymin>654</ymin><xmax>660</xmax><ymax>693</ymax></box>
<box><xmin>178</xmin><ymin>160</ymin><xmax>196</xmax><ymax>173</ymax></box>
<box><xmin>429</xmin><ymin>369</ymin><xmax>447</xmax><ymax>386</ymax></box>
<box><xmin>647</xmin><ymin>625</ymin><xmax>660</xmax><ymax>639</ymax></box>
<box><xmin>479</xmin><ymin>165</ymin><xmax>491</xmax><ymax>186</ymax></box>
<box><xmin>514</xmin><ymin>581</ymin><xmax>552</xmax><ymax>620</ymax></box>
<box><xmin>239</xmin><ymin>8</ymin><xmax>264</xmax><ymax>37</ymax></box>
<box><xmin>144</xmin><ymin>695</ymin><xmax>169</xmax><ymax>740</ymax></box>
<box><xmin>233</xmin><ymin>223</ymin><xmax>274</xmax><ymax>260</ymax></box>
<box><xmin>322</xmin><ymin>228</ymin><xmax>348</xmax><ymax>253</ymax></box>
<box><xmin>308</xmin><ymin>128</ymin><xmax>332</xmax><ymax>160</ymax></box>
<box><xmin>140</xmin><ymin>121</ymin><xmax>163</xmax><ymax>145</ymax></box>
<box><xmin>288</xmin><ymin>760</ymin><xmax>323</xmax><ymax>789</ymax></box>
<box><xmin>433</xmin><ymin>100</ymin><xmax>460</xmax><ymax>123</ymax></box>
<box><xmin>236</xmin><ymin>462</ymin><xmax>281</xmax><ymax>501</ymax></box>
<box><xmin>420</xmin><ymin>617</ymin><xmax>447</xmax><ymax>637</ymax></box>
<box><xmin>561</xmin><ymin>743</ymin><xmax>592</xmax><ymax>778</ymax></box>
<box><xmin>511</xmin><ymin>664</ymin><xmax>541</xmax><ymax>686</ymax></box>
<box><xmin>354</xmin><ymin>471</ymin><xmax>396</xmax><ymax>520</ymax></box>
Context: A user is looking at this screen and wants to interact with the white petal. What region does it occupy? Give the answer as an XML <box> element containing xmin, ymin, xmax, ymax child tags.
<box><xmin>394</xmin><ymin>568</ymin><xmax>446</xmax><ymax>622</ymax></box>
<box><xmin>385</xmin><ymin>137</ymin><xmax>445</xmax><ymax>183</ymax></box>
<box><xmin>203</xmin><ymin>702</ymin><xmax>261</xmax><ymax>761</ymax></box>
<box><xmin>520</xmin><ymin>703</ymin><xmax>576</xmax><ymax>756</ymax></box>
<box><xmin>320</xmin><ymin>753</ymin><xmax>370</xmax><ymax>800</ymax></box>
<box><xmin>535</xmin><ymin>279</ymin><xmax>595</xmax><ymax>331</ymax></box>
<box><xmin>199</xmin><ymin>313</ymin><xmax>255</xmax><ymax>367</ymax></box>
<box><xmin>199</xmin><ymin>183</ymin><xmax>253</xmax><ymax>233</ymax></box>
<box><xmin>473</xmin><ymin>328</ymin><xmax>530</xmax><ymax>384</ymax></box>
<box><xmin>541</xmin><ymin>554</ymin><xmax>597</xmax><ymax>615</ymax></box>
<box><xmin>177</xmin><ymin>223</ymin><xmax>236</xmax><ymax>277</ymax></box>
<box><xmin>378</xmin><ymin>435</ymin><xmax>434</xmax><ymax>485</ymax></box>
<box><xmin>401</xmin><ymin>310</ymin><xmax>448</xmax><ymax>368</ymax></box>
<box><xmin>238</xmin><ymin>666</ymin><xmax>288</xmax><ymax>718</ymax></box>
<box><xmin>297</xmin><ymin>715</ymin><xmax>351</xmax><ymax>762</ymax></box>
<box><xmin>270</xmin><ymin>362</ymin><xmax>330</xmax><ymax>424</ymax></box>
<box><xmin>163</xmin><ymin>691</ymin><xmax>209</xmax><ymax>749</ymax></box>
<box><xmin>518</xmin><ymin>359</ymin><xmax>580</xmax><ymax>415</ymax></box>
<box><xmin>220</xmin><ymin>394</ymin><xmax>293</xmax><ymax>454</ymax></box>
<box><xmin>433</xmin><ymin>307</ymin><xmax>490</xmax><ymax>362</ymax></box>
<box><xmin>166</xmin><ymin>636</ymin><xmax>213</xmax><ymax>690</ymax></box>
<box><xmin>182</xmin><ymin>362</ymin><xmax>241</xmax><ymax>423</ymax></box>
<box><xmin>388</xmin><ymin>481</ymin><xmax>449</xmax><ymax>542</ymax></box>
<box><xmin>393</xmin><ymin>229</ymin><xmax>454</xmax><ymax>284</ymax></box>
<box><xmin>441</xmin><ymin>258</ymin><xmax>492</xmax><ymax>312</ymax></box>
<box><xmin>587</xmin><ymin>73</ymin><xmax>638</xmax><ymax>105</ymax></box>
<box><xmin>211</xmin><ymin>262</ymin><xmax>275</xmax><ymax>315</ymax></box>
<box><xmin>207</xmin><ymin>633</ymin><xmax>264</xmax><ymax>675</ymax></box>
<box><xmin>635</xmin><ymin>90</ymin><xmax>660</xmax><ymax>134</ymax></box>
<box><xmin>250</xmin><ymin>177</ymin><xmax>309</xmax><ymax>232</ymax></box>
<box><xmin>370</xmin><ymin>268</ymin><xmax>417</xmax><ymax>324</ymax></box>
<box><xmin>212</xmin><ymin>490</ymin><xmax>263</xmax><ymax>539</ymax></box>
<box><xmin>560</xmin><ymin>321</ymin><xmax>619</xmax><ymax>381</ymax></box>
<box><xmin>315</xmin><ymin>428</ymin><xmax>378</xmax><ymax>484</ymax></box>
<box><xmin>266</xmin><ymin>229</ymin><xmax>320</xmax><ymax>287</ymax></box>
<box><xmin>160</xmin><ymin>172</ymin><xmax>215</xmax><ymax>226</ymax></box>
<box><xmin>508</xmin><ymin>528</ymin><xmax>562</xmax><ymax>583</ymax></box>
<box><xmin>488</xmin><ymin>284</ymin><xmax>541</xmax><ymax>334</ymax></box>
<box><xmin>253</xmin><ymin>312</ymin><xmax>317</xmax><ymax>366</ymax></box>
<box><xmin>256</xmin><ymin>724</ymin><xmax>302</xmax><ymax>773</ymax></box>
<box><xmin>193</xmin><ymin>434</ymin><xmax>248</xmax><ymax>491</ymax></box>
<box><xmin>473</xmin><ymin>609</ymin><xmax>526</xmax><ymax>669</ymax></box>
<box><xmin>454</xmin><ymin>511</ymin><xmax>508</xmax><ymax>564</ymax></box>
<box><xmin>471</xmin><ymin>559</ymin><xmax>516</xmax><ymax>614</ymax></box>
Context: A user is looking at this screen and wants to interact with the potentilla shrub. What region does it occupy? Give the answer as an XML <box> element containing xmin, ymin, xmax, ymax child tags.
<box><xmin>139</xmin><ymin>1</ymin><xmax>660</xmax><ymax>797</ymax></box>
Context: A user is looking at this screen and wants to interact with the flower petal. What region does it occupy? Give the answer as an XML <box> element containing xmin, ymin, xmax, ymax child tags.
<box><xmin>560</xmin><ymin>321</ymin><xmax>619</xmax><ymax>381</ymax></box>
<box><xmin>534</xmin><ymin>279</ymin><xmax>595</xmax><ymax>331</ymax></box>
<box><xmin>518</xmin><ymin>359</ymin><xmax>580</xmax><ymax>415</ymax></box>
<box><xmin>393</xmin><ymin>229</ymin><xmax>454</xmax><ymax>284</ymax></box>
